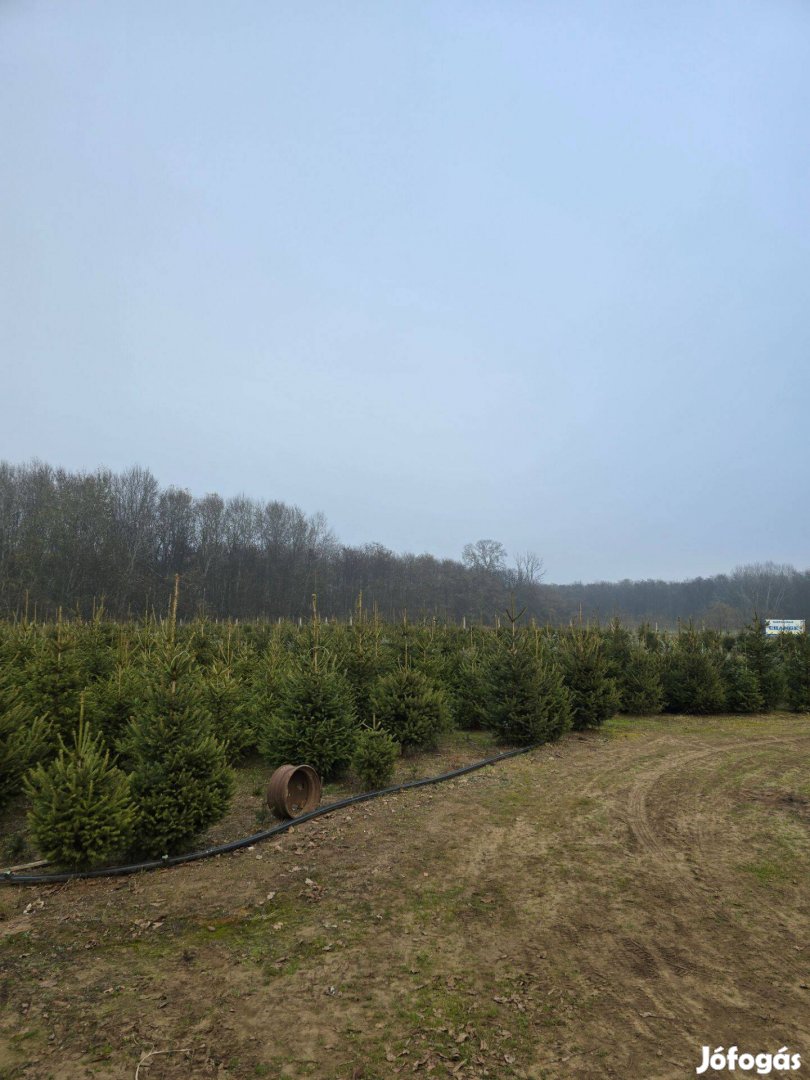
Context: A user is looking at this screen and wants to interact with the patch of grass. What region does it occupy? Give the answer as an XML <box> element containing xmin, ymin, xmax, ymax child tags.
<box><xmin>87</xmin><ymin>1042</ymin><xmax>114</xmax><ymax>1060</ymax></box>
<box><xmin>261</xmin><ymin>933</ymin><xmax>329</xmax><ymax>979</ymax></box>
<box><xmin>8</xmin><ymin>1027</ymin><xmax>41</xmax><ymax>1044</ymax></box>
<box><xmin>739</xmin><ymin>859</ymin><xmax>792</xmax><ymax>886</ymax></box>
<box><xmin>410</xmin><ymin>882</ymin><xmax>464</xmax><ymax>914</ymax></box>
<box><xmin>0</xmin><ymin>931</ymin><xmax>33</xmax><ymax>955</ymax></box>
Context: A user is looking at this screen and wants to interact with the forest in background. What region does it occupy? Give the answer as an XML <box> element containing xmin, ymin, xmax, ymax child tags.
<box><xmin>0</xmin><ymin>460</ymin><xmax>806</xmax><ymax>626</ymax></box>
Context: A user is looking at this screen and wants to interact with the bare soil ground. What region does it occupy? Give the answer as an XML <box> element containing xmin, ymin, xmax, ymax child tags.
<box><xmin>1</xmin><ymin>714</ymin><xmax>808</xmax><ymax>1080</ymax></box>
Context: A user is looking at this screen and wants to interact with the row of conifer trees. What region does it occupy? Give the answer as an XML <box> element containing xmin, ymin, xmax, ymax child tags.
<box><xmin>2</xmin><ymin>607</ymin><xmax>808</xmax><ymax>868</ymax></box>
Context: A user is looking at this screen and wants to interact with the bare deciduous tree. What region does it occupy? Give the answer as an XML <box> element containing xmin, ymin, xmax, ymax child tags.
<box><xmin>462</xmin><ymin>539</ymin><xmax>508</xmax><ymax>574</ymax></box>
<box><xmin>513</xmin><ymin>550</ymin><xmax>545</xmax><ymax>586</ymax></box>
<box><xmin>726</xmin><ymin>562</ymin><xmax>797</xmax><ymax>618</ymax></box>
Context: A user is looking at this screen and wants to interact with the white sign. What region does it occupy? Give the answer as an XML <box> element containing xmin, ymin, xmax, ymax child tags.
<box><xmin>765</xmin><ymin>619</ymin><xmax>805</xmax><ymax>636</ymax></box>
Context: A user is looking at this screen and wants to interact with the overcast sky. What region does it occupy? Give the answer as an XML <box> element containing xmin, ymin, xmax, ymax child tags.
<box><xmin>1</xmin><ymin>2</ymin><xmax>808</xmax><ymax>584</ymax></box>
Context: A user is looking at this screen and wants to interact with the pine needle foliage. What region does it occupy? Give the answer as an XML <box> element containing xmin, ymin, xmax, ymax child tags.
<box><xmin>661</xmin><ymin>626</ymin><xmax>726</xmax><ymax>714</ymax></box>
<box><xmin>449</xmin><ymin>642</ymin><xmax>493</xmax><ymax>730</ymax></box>
<box><xmin>371</xmin><ymin>667</ymin><xmax>450</xmax><ymax>753</ymax></box>
<box><xmin>620</xmin><ymin>645</ymin><xmax>665</xmax><ymax>716</ymax></box>
<box><xmin>82</xmin><ymin>662</ymin><xmax>144</xmax><ymax>753</ymax></box>
<box><xmin>258</xmin><ymin>659</ymin><xmax>358</xmax><ymax>780</ymax></box>
<box><xmin>604</xmin><ymin>617</ymin><xmax>633</xmax><ymax>694</ymax></box>
<box><xmin>351</xmin><ymin>726</ymin><xmax>400</xmax><ymax>790</ymax></box>
<box><xmin>24</xmin><ymin>717</ymin><xmax>134</xmax><ymax>868</ymax></box>
<box><xmin>20</xmin><ymin>627</ymin><xmax>85</xmax><ymax>742</ymax></box>
<box><xmin>721</xmin><ymin>655</ymin><xmax>765</xmax><ymax>713</ymax></box>
<box><xmin>126</xmin><ymin>644</ymin><xmax>234</xmax><ymax>857</ymax></box>
<box><xmin>0</xmin><ymin>687</ymin><xmax>51</xmax><ymax>809</ymax></box>
<box><xmin>331</xmin><ymin>621</ymin><xmax>388</xmax><ymax>726</ymax></box>
<box><xmin>559</xmin><ymin>627</ymin><xmax>621</xmax><ymax>730</ymax></box>
<box><xmin>202</xmin><ymin>659</ymin><xmax>255</xmax><ymax>762</ymax></box>
<box><xmin>483</xmin><ymin>635</ymin><xmax>572</xmax><ymax>745</ymax></box>
<box><xmin>783</xmin><ymin>631</ymin><xmax>810</xmax><ymax>712</ymax></box>
<box><xmin>738</xmin><ymin>615</ymin><xmax>785</xmax><ymax>709</ymax></box>
<box><xmin>75</xmin><ymin>614</ymin><xmax>116</xmax><ymax>682</ymax></box>
<box><xmin>241</xmin><ymin>632</ymin><xmax>286</xmax><ymax>750</ymax></box>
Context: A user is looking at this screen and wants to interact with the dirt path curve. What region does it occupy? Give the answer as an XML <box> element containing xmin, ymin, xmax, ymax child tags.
<box><xmin>623</xmin><ymin>734</ymin><xmax>799</xmax><ymax>902</ymax></box>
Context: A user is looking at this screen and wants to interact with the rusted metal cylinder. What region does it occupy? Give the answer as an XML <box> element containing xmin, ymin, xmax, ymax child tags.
<box><xmin>266</xmin><ymin>764</ymin><xmax>322</xmax><ymax>819</ymax></box>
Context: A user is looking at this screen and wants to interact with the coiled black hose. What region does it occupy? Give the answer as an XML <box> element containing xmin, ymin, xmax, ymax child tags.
<box><xmin>2</xmin><ymin>744</ymin><xmax>537</xmax><ymax>886</ymax></box>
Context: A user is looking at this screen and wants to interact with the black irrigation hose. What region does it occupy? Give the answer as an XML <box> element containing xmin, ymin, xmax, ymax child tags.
<box><xmin>2</xmin><ymin>744</ymin><xmax>539</xmax><ymax>886</ymax></box>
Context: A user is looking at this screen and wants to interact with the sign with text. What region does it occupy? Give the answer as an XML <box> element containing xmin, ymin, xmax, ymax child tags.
<box><xmin>765</xmin><ymin>619</ymin><xmax>805</xmax><ymax>635</ymax></box>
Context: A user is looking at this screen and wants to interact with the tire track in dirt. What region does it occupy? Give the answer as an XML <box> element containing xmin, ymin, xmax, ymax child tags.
<box><xmin>625</xmin><ymin>744</ymin><xmax>723</xmax><ymax>902</ymax></box>
<box><xmin>615</xmin><ymin>733</ymin><xmax>810</xmax><ymax>1047</ymax></box>
<box><xmin>688</xmin><ymin>733</ymin><xmax>810</xmax><ymax>870</ymax></box>
<box><xmin>623</xmin><ymin>735</ymin><xmax>801</xmax><ymax>903</ymax></box>
<box><xmin>577</xmin><ymin>732</ymin><xmax>677</xmax><ymax>800</ymax></box>
<box><xmin>438</xmin><ymin>739</ymin><xmax>754</xmax><ymax>1047</ymax></box>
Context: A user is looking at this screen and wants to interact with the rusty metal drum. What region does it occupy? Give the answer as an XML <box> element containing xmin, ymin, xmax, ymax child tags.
<box><xmin>266</xmin><ymin>764</ymin><xmax>322</xmax><ymax>819</ymax></box>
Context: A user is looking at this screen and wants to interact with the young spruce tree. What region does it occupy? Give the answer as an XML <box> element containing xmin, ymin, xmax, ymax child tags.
<box><xmin>126</xmin><ymin>643</ymin><xmax>234</xmax><ymax>857</ymax></box>
<box><xmin>351</xmin><ymin>725</ymin><xmax>400</xmax><ymax>790</ymax></box>
<box><xmin>483</xmin><ymin>610</ymin><xmax>572</xmax><ymax>745</ymax></box>
<box><xmin>371</xmin><ymin>667</ymin><xmax>450</xmax><ymax>752</ymax></box>
<box><xmin>203</xmin><ymin>657</ymin><xmax>255</xmax><ymax>763</ymax></box>
<box><xmin>21</xmin><ymin>621</ymin><xmax>85</xmax><ymax>742</ymax></box>
<box><xmin>738</xmin><ymin>615</ymin><xmax>784</xmax><ymax>710</ymax></box>
<box><xmin>783</xmin><ymin>631</ymin><xmax>810</xmax><ymax>712</ymax></box>
<box><xmin>620</xmin><ymin>645</ymin><xmax>665</xmax><ymax>716</ymax></box>
<box><xmin>559</xmin><ymin>627</ymin><xmax>622</xmax><ymax>730</ymax></box>
<box><xmin>721</xmin><ymin>654</ymin><xmax>765</xmax><ymax>714</ymax></box>
<box><xmin>661</xmin><ymin>625</ymin><xmax>726</xmax><ymax>714</ymax></box>
<box><xmin>0</xmin><ymin>685</ymin><xmax>51</xmax><ymax>810</ymax></box>
<box><xmin>25</xmin><ymin>713</ymin><xmax>134</xmax><ymax>868</ymax></box>
<box><xmin>258</xmin><ymin>602</ymin><xmax>358</xmax><ymax>780</ymax></box>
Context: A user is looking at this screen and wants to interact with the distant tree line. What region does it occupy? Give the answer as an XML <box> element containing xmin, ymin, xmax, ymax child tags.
<box><xmin>0</xmin><ymin>460</ymin><xmax>807</xmax><ymax>626</ymax></box>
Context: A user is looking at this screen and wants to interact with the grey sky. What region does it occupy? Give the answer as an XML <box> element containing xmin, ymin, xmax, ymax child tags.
<box><xmin>2</xmin><ymin>1</ymin><xmax>808</xmax><ymax>583</ymax></box>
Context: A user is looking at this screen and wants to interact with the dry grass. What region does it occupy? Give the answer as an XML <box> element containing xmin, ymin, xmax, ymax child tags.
<box><xmin>1</xmin><ymin>714</ymin><xmax>809</xmax><ymax>1079</ymax></box>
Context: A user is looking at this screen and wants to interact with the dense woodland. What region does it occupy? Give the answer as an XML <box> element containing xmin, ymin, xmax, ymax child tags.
<box><xmin>1</xmin><ymin>460</ymin><xmax>807</xmax><ymax>626</ymax></box>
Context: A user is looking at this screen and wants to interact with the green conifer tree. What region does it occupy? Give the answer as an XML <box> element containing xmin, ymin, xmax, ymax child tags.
<box><xmin>333</xmin><ymin>615</ymin><xmax>388</xmax><ymax>726</ymax></box>
<box><xmin>0</xmin><ymin>686</ymin><xmax>51</xmax><ymax>809</ymax></box>
<box><xmin>637</xmin><ymin>623</ymin><xmax>664</xmax><ymax>653</ymax></box>
<box><xmin>82</xmin><ymin>662</ymin><xmax>144</xmax><ymax>753</ymax></box>
<box><xmin>75</xmin><ymin>614</ymin><xmax>116</xmax><ymax>683</ymax></box>
<box><xmin>244</xmin><ymin>629</ymin><xmax>287</xmax><ymax>744</ymax></box>
<box><xmin>25</xmin><ymin>716</ymin><xmax>134</xmax><ymax>868</ymax></box>
<box><xmin>449</xmin><ymin>642</ymin><xmax>493</xmax><ymax>730</ymax></box>
<box><xmin>722</xmin><ymin>655</ymin><xmax>765</xmax><ymax>713</ymax></box>
<box><xmin>20</xmin><ymin>624</ymin><xmax>85</xmax><ymax>741</ymax></box>
<box><xmin>352</xmin><ymin>726</ymin><xmax>400</xmax><ymax>790</ymax></box>
<box><xmin>661</xmin><ymin>626</ymin><xmax>726</xmax><ymax>714</ymax></box>
<box><xmin>258</xmin><ymin>659</ymin><xmax>358</xmax><ymax>779</ymax></box>
<box><xmin>783</xmin><ymin>631</ymin><xmax>810</xmax><ymax>712</ymax></box>
<box><xmin>559</xmin><ymin>628</ymin><xmax>621</xmax><ymax>730</ymax></box>
<box><xmin>202</xmin><ymin>659</ymin><xmax>255</xmax><ymax>762</ymax></box>
<box><xmin>738</xmin><ymin>615</ymin><xmax>785</xmax><ymax>710</ymax></box>
<box><xmin>126</xmin><ymin>644</ymin><xmax>234</xmax><ymax>857</ymax></box>
<box><xmin>604</xmin><ymin>617</ymin><xmax>632</xmax><ymax>709</ymax></box>
<box><xmin>259</xmin><ymin>600</ymin><xmax>359</xmax><ymax>779</ymax></box>
<box><xmin>621</xmin><ymin>645</ymin><xmax>665</xmax><ymax>715</ymax></box>
<box><xmin>371</xmin><ymin>667</ymin><xmax>450</xmax><ymax>752</ymax></box>
<box><xmin>483</xmin><ymin>634</ymin><xmax>572</xmax><ymax>745</ymax></box>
